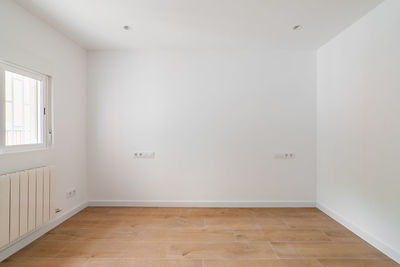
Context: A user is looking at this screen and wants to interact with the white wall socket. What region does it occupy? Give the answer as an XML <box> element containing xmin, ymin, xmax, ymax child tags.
<box><xmin>133</xmin><ymin>151</ymin><xmax>155</xmax><ymax>159</ymax></box>
<box><xmin>66</xmin><ymin>188</ymin><xmax>76</xmax><ymax>199</ymax></box>
<box><xmin>275</xmin><ymin>153</ymin><xmax>296</xmax><ymax>159</ymax></box>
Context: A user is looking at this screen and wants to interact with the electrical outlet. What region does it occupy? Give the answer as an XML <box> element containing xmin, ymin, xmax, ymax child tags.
<box><xmin>133</xmin><ymin>151</ymin><xmax>155</xmax><ymax>159</ymax></box>
<box><xmin>66</xmin><ymin>188</ymin><xmax>76</xmax><ymax>199</ymax></box>
<box><xmin>275</xmin><ymin>153</ymin><xmax>296</xmax><ymax>159</ymax></box>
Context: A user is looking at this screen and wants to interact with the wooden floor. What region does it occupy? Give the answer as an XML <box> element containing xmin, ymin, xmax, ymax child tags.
<box><xmin>1</xmin><ymin>207</ymin><xmax>398</xmax><ymax>267</ymax></box>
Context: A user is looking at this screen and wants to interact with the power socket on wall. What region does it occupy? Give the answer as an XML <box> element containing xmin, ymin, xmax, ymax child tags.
<box><xmin>66</xmin><ymin>188</ymin><xmax>76</xmax><ymax>199</ymax></box>
<box><xmin>275</xmin><ymin>153</ymin><xmax>296</xmax><ymax>159</ymax></box>
<box><xmin>133</xmin><ymin>151</ymin><xmax>155</xmax><ymax>159</ymax></box>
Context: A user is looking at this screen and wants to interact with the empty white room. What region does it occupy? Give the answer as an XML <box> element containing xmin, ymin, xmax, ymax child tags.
<box><xmin>0</xmin><ymin>0</ymin><xmax>399</xmax><ymax>266</ymax></box>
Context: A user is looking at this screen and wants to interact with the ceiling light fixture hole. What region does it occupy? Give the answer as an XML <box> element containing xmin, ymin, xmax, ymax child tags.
<box><xmin>293</xmin><ymin>25</ymin><xmax>302</xmax><ymax>31</ymax></box>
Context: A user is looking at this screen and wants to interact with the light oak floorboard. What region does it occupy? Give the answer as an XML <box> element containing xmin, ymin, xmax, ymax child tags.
<box><xmin>205</xmin><ymin>259</ymin><xmax>322</xmax><ymax>267</ymax></box>
<box><xmin>1</xmin><ymin>207</ymin><xmax>398</xmax><ymax>267</ymax></box>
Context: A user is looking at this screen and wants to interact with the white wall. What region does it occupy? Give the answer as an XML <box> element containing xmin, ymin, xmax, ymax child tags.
<box><xmin>317</xmin><ymin>0</ymin><xmax>400</xmax><ymax>262</ymax></box>
<box><xmin>0</xmin><ymin>0</ymin><xmax>87</xmax><ymax>214</ymax></box>
<box><xmin>88</xmin><ymin>49</ymin><xmax>316</xmax><ymax>205</ymax></box>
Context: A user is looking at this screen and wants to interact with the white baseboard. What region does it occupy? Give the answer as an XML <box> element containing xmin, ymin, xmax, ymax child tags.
<box><xmin>88</xmin><ymin>200</ymin><xmax>316</xmax><ymax>208</ymax></box>
<box><xmin>0</xmin><ymin>201</ymin><xmax>88</xmax><ymax>262</ymax></box>
<box><xmin>317</xmin><ymin>202</ymin><xmax>400</xmax><ymax>264</ymax></box>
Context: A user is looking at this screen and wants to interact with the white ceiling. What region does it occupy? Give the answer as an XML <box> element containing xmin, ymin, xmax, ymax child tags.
<box><xmin>15</xmin><ymin>0</ymin><xmax>383</xmax><ymax>50</ymax></box>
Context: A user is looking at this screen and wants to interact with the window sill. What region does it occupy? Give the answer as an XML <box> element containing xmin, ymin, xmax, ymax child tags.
<box><xmin>0</xmin><ymin>146</ymin><xmax>52</xmax><ymax>156</ymax></box>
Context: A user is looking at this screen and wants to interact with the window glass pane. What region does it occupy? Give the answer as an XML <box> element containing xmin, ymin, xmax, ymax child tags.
<box><xmin>5</xmin><ymin>71</ymin><xmax>42</xmax><ymax>146</ymax></box>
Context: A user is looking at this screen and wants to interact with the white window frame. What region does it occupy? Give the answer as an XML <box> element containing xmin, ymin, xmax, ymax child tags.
<box><xmin>0</xmin><ymin>61</ymin><xmax>52</xmax><ymax>154</ymax></box>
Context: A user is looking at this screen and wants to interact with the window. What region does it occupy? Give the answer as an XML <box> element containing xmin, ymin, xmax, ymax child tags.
<box><xmin>0</xmin><ymin>61</ymin><xmax>52</xmax><ymax>153</ymax></box>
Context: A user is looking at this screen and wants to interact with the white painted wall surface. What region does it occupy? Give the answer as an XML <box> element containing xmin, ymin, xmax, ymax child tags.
<box><xmin>317</xmin><ymin>0</ymin><xmax>400</xmax><ymax>262</ymax></box>
<box><xmin>88</xmin><ymin>49</ymin><xmax>316</xmax><ymax>204</ymax></box>
<box><xmin>0</xmin><ymin>0</ymin><xmax>87</xmax><ymax>213</ymax></box>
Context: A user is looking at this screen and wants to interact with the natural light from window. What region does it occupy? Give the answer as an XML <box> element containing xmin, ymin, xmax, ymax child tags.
<box><xmin>5</xmin><ymin>71</ymin><xmax>42</xmax><ymax>146</ymax></box>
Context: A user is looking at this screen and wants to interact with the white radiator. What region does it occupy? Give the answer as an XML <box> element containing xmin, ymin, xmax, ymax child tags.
<box><xmin>0</xmin><ymin>166</ymin><xmax>56</xmax><ymax>248</ymax></box>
